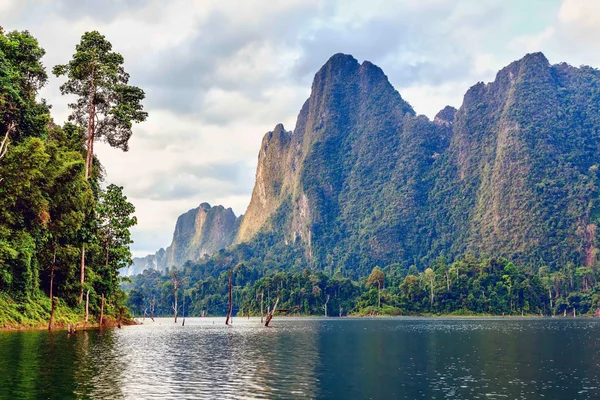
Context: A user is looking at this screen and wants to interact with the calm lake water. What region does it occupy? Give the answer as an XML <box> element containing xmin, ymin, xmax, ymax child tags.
<box><xmin>1</xmin><ymin>317</ymin><xmax>600</xmax><ymax>399</ymax></box>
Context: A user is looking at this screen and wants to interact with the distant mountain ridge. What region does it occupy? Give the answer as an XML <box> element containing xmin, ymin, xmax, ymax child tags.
<box><xmin>126</xmin><ymin>52</ymin><xmax>600</xmax><ymax>277</ymax></box>
<box><xmin>124</xmin><ymin>203</ymin><xmax>241</xmax><ymax>275</ymax></box>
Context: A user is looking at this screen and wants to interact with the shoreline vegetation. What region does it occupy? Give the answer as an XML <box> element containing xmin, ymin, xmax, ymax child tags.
<box><xmin>0</xmin><ymin>293</ymin><xmax>133</xmax><ymax>331</ymax></box>
<box><xmin>125</xmin><ymin>254</ymin><xmax>600</xmax><ymax>322</ymax></box>
<box><xmin>4</xmin><ymin>312</ymin><xmax>595</xmax><ymax>333</ymax></box>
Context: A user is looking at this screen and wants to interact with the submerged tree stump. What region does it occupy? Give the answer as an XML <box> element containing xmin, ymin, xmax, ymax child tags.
<box><xmin>264</xmin><ymin>297</ymin><xmax>280</xmax><ymax>327</ymax></box>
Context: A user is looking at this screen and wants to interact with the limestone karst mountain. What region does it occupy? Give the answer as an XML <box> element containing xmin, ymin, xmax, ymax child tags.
<box><xmin>130</xmin><ymin>52</ymin><xmax>600</xmax><ymax>277</ymax></box>
<box><xmin>125</xmin><ymin>203</ymin><xmax>241</xmax><ymax>275</ymax></box>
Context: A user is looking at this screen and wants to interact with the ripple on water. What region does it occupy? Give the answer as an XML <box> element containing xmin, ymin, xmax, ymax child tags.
<box><xmin>1</xmin><ymin>317</ymin><xmax>600</xmax><ymax>399</ymax></box>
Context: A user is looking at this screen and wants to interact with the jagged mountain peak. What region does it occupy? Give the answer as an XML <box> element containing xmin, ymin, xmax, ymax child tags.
<box><xmin>434</xmin><ymin>106</ymin><xmax>457</xmax><ymax>126</ymax></box>
<box><xmin>125</xmin><ymin>202</ymin><xmax>242</xmax><ymax>275</ymax></box>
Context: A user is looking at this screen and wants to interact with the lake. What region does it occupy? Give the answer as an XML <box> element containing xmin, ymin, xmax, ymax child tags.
<box><xmin>1</xmin><ymin>317</ymin><xmax>600</xmax><ymax>399</ymax></box>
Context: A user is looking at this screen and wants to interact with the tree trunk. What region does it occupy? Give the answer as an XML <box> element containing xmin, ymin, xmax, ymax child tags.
<box><xmin>0</xmin><ymin>121</ymin><xmax>13</xmax><ymax>162</ymax></box>
<box><xmin>79</xmin><ymin>67</ymin><xmax>96</xmax><ymax>304</ymax></box>
<box><xmin>549</xmin><ymin>288</ymin><xmax>553</xmax><ymax>309</ymax></box>
<box><xmin>49</xmin><ymin>266</ymin><xmax>55</xmax><ymax>302</ymax></box>
<box><xmin>260</xmin><ymin>291</ymin><xmax>264</xmax><ymax>324</ymax></box>
<box><xmin>49</xmin><ymin>248</ymin><xmax>56</xmax><ymax>302</ymax></box>
<box><xmin>84</xmin><ymin>289</ymin><xmax>90</xmax><ymax>330</ymax></box>
<box><xmin>99</xmin><ymin>293</ymin><xmax>105</xmax><ymax>331</ymax></box>
<box><xmin>150</xmin><ymin>297</ymin><xmax>155</xmax><ymax>322</ymax></box>
<box><xmin>225</xmin><ymin>266</ymin><xmax>233</xmax><ymax>325</ymax></box>
<box><xmin>324</xmin><ymin>294</ymin><xmax>329</xmax><ymax>317</ymax></box>
<box><xmin>78</xmin><ymin>245</ymin><xmax>85</xmax><ymax>304</ymax></box>
<box><xmin>48</xmin><ymin>297</ymin><xmax>57</xmax><ymax>331</ymax></box>
<box><xmin>378</xmin><ymin>282</ymin><xmax>381</xmax><ymax>308</ymax></box>
<box><xmin>173</xmin><ymin>295</ymin><xmax>178</xmax><ymax>323</ymax></box>
<box><xmin>182</xmin><ymin>296</ymin><xmax>185</xmax><ymax>326</ymax></box>
<box><xmin>85</xmin><ymin>66</ymin><xmax>96</xmax><ymax>180</ymax></box>
<box><xmin>265</xmin><ymin>297</ymin><xmax>279</xmax><ymax>327</ymax></box>
<box><xmin>430</xmin><ymin>279</ymin><xmax>434</xmax><ymax>307</ymax></box>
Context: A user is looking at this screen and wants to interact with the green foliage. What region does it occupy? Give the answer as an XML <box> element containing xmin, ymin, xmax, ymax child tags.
<box><xmin>52</xmin><ymin>30</ymin><xmax>148</xmax><ymax>151</ymax></box>
<box><xmin>125</xmin><ymin>253</ymin><xmax>600</xmax><ymax>317</ymax></box>
<box><xmin>0</xmin><ymin>28</ymin><xmax>141</xmax><ymax>328</ymax></box>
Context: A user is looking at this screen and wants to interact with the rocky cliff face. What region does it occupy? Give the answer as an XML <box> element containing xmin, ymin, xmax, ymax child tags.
<box><xmin>125</xmin><ymin>203</ymin><xmax>241</xmax><ymax>275</ymax></box>
<box><xmin>433</xmin><ymin>53</ymin><xmax>600</xmax><ymax>266</ymax></box>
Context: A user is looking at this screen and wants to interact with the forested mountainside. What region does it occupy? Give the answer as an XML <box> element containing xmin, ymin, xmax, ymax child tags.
<box><xmin>238</xmin><ymin>52</ymin><xmax>599</xmax><ymax>276</ymax></box>
<box><xmin>127</xmin><ymin>52</ymin><xmax>600</xmax><ymax>317</ymax></box>
<box><xmin>127</xmin><ymin>203</ymin><xmax>241</xmax><ymax>276</ymax></box>
<box><xmin>138</xmin><ymin>52</ymin><xmax>599</xmax><ymax>276</ymax></box>
<box><xmin>0</xmin><ymin>28</ymin><xmax>144</xmax><ymax>329</ymax></box>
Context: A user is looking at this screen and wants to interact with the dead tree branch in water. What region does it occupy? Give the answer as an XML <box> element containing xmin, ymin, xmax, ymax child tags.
<box><xmin>171</xmin><ymin>269</ymin><xmax>183</xmax><ymax>323</ymax></box>
<box><xmin>264</xmin><ymin>296</ymin><xmax>280</xmax><ymax>327</ymax></box>
<box><xmin>150</xmin><ymin>296</ymin><xmax>156</xmax><ymax>322</ymax></box>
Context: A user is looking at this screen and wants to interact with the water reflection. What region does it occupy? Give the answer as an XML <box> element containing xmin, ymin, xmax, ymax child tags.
<box><xmin>2</xmin><ymin>318</ymin><xmax>600</xmax><ymax>399</ymax></box>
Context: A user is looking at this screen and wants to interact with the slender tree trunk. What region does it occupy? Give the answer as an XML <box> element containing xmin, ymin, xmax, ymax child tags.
<box><xmin>99</xmin><ymin>293</ymin><xmax>105</xmax><ymax>331</ymax></box>
<box><xmin>173</xmin><ymin>291</ymin><xmax>178</xmax><ymax>323</ymax></box>
<box><xmin>549</xmin><ymin>288</ymin><xmax>553</xmax><ymax>309</ymax></box>
<box><xmin>84</xmin><ymin>289</ymin><xmax>90</xmax><ymax>330</ymax></box>
<box><xmin>48</xmin><ymin>297</ymin><xmax>57</xmax><ymax>331</ymax></box>
<box><xmin>324</xmin><ymin>294</ymin><xmax>329</xmax><ymax>317</ymax></box>
<box><xmin>226</xmin><ymin>266</ymin><xmax>233</xmax><ymax>325</ymax></box>
<box><xmin>79</xmin><ymin>67</ymin><xmax>96</xmax><ymax>304</ymax></box>
<box><xmin>260</xmin><ymin>291</ymin><xmax>264</xmax><ymax>323</ymax></box>
<box><xmin>0</xmin><ymin>121</ymin><xmax>13</xmax><ymax>162</ymax></box>
<box><xmin>49</xmin><ymin>269</ymin><xmax>55</xmax><ymax>303</ymax></box>
<box><xmin>79</xmin><ymin>246</ymin><xmax>85</xmax><ymax>304</ymax></box>
<box><xmin>430</xmin><ymin>278</ymin><xmax>435</xmax><ymax>307</ymax></box>
<box><xmin>48</xmin><ymin>259</ymin><xmax>56</xmax><ymax>331</ymax></box>
<box><xmin>150</xmin><ymin>297</ymin><xmax>155</xmax><ymax>322</ymax></box>
<box><xmin>85</xmin><ymin>66</ymin><xmax>96</xmax><ymax>180</ymax></box>
<box><xmin>265</xmin><ymin>297</ymin><xmax>279</xmax><ymax>327</ymax></box>
<box><xmin>182</xmin><ymin>296</ymin><xmax>185</xmax><ymax>326</ymax></box>
<box><xmin>378</xmin><ymin>282</ymin><xmax>381</xmax><ymax>308</ymax></box>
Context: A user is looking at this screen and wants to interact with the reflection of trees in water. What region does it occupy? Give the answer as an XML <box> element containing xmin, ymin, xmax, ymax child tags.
<box><xmin>1</xmin><ymin>331</ymin><xmax>44</xmax><ymax>397</ymax></box>
<box><xmin>0</xmin><ymin>329</ymin><xmax>127</xmax><ymax>398</ymax></box>
<box><xmin>72</xmin><ymin>330</ymin><xmax>126</xmax><ymax>398</ymax></box>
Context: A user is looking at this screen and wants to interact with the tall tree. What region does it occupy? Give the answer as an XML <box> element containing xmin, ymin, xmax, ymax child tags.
<box><xmin>367</xmin><ymin>266</ymin><xmax>385</xmax><ymax>308</ymax></box>
<box><xmin>53</xmin><ymin>31</ymin><xmax>147</xmax><ymax>301</ymax></box>
<box><xmin>0</xmin><ymin>27</ymin><xmax>48</xmax><ymax>172</ymax></box>
<box><xmin>95</xmin><ymin>184</ymin><xmax>137</xmax><ymax>298</ymax></box>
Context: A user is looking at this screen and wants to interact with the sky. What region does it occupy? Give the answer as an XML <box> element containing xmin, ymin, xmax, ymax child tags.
<box><xmin>3</xmin><ymin>0</ymin><xmax>600</xmax><ymax>256</ymax></box>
